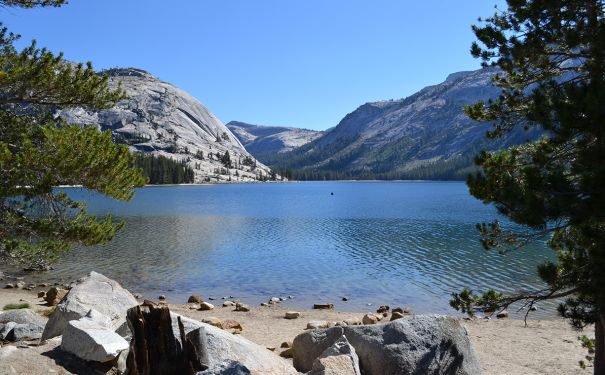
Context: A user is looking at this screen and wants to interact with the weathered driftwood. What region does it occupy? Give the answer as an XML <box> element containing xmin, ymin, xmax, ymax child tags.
<box><xmin>126</xmin><ymin>300</ymin><xmax>208</xmax><ymax>375</ymax></box>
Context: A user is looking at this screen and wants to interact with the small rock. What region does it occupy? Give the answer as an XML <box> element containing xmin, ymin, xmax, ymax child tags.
<box><xmin>4</xmin><ymin>283</ymin><xmax>14</xmax><ymax>289</ymax></box>
<box><xmin>288</xmin><ymin>296</ymin><xmax>294</xmax><ymax>299</ymax></box>
<box><xmin>188</xmin><ymin>295</ymin><xmax>203</xmax><ymax>304</ymax></box>
<box><xmin>234</xmin><ymin>303</ymin><xmax>250</xmax><ymax>312</ymax></box>
<box><xmin>362</xmin><ymin>314</ymin><xmax>380</xmax><ymax>325</ymax></box>
<box><xmin>376</xmin><ymin>305</ymin><xmax>390</xmax><ymax>314</ymax></box>
<box><xmin>16</xmin><ymin>281</ymin><xmax>25</xmax><ymax>289</ymax></box>
<box><xmin>202</xmin><ymin>317</ymin><xmax>223</xmax><ymax>328</ymax></box>
<box><xmin>284</xmin><ymin>311</ymin><xmax>300</xmax><ymax>320</ymax></box>
<box><xmin>313</xmin><ymin>303</ymin><xmax>334</xmax><ymax>310</ymax></box>
<box><xmin>44</xmin><ymin>287</ymin><xmax>68</xmax><ymax>306</ymax></box>
<box><xmin>223</xmin><ymin>301</ymin><xmax>235</xmax><ymax>307</ymax></box>
<box><xmin>496</xmin><ymin>311</ymin><xmax>509</xmax><ymax>319</ymax></box>
<box><xmin>280</xmin><ymin>341</ymin><xmax>292</xmax><ymax>348</ymax></box>
<box><xmin>260</xmin><ymin>302</ymin><xmax>269</xmax><ymax>307</ymax></box>
<box><xmin>270</xmin><ymin>297</ymin><xmax>281</xmax><ymax>303</ymax></box>
<box><xmin>158</xmin><ymin>295</ymin><xmax>166</xmax><ymax>301</ymax></box>
<box><xmin>37</xmin><ymin>291</ymin><xmax>46</xmax><ymax>298</ymax></box>
<box><xmin>38</xmin><ymin>283</ymin><xmax>49</xmax><ymax>287</ymax></box>
<box><xmin>198</xmin><ymin>302</ymin><xmax>215</xmax><ymax>311</ymax></box>
<box><xmin>390</xmin><ymin>311</ymin><xmax>405</xmax><ymax>321</ymax></box>
<box><xmin>208</xmin><ymin>297</ymin><xmax>215</xmax><ymax>300</ymax></box>
<box><xmin>343</xmin><ymin>318</ymin><xmax>362</xmax><ymax>326</ymax></box>
<box><xmin>27</xmin><ymin>284</ymin><xmax>36</xmax><ymax>289</ymax></box>
<box><xmin>529</xmin><ymin>306</ymin><xmax>538</xmax><ymax>311</ymax></box>
<box><xmin>280</xmin><ymin>347</ymin><xmax>293</xmax><ymax>358</ymax></box>
<box><xmin>222</xmin><ymin>319</ymin><xmax>243</xmax><ymax>333</ymax></box>
<box><xmin>267</xmin><ymin>347</ymin><xmax>276</xmax><ymax>351</ymax></box>
<box><xmin>342</xmin><ymin>297</ymin><xmax>349</xmax><ymax>301</ymax></box>
<box><xmin>133</xmin><ymin>293</ymin><xmax>142</xmax><ymax>299</ymax></box>
<box><xmin>307</xmin><ymin>321</ymin><xmax>329</xmax><ymax>330</ymax></box>
<box><xmin>6</xmin><ymin>323</ymin><xmax>45</xmax><ymax>341</ymax></box>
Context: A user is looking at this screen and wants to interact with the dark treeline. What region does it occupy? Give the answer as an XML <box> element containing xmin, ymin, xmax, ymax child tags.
<box><xmin>134</xmin><ymin>153</ymin><xmax>194</xmax><ymax>184</ymax></box>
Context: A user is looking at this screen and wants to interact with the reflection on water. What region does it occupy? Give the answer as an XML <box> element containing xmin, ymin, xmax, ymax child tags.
<box><xmin>31</xmin><ymin>182</ymin><xmax>557</xmax><ymax>317</ymax></box>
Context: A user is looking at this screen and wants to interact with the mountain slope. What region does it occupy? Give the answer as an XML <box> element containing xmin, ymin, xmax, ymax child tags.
<box><xmin>270</xmin><ymin>67</ymin><xmax>541</xmax><ymax>180</ymax></box>
<box><xmin>58</xmin><ymin>68</ymin><xmax>275</xmax><ymax>183</ymax></box>
<box><xmin>226</xmin><ymin>121</ymin><xmax>323</xmax><ymax>164</ymax></box>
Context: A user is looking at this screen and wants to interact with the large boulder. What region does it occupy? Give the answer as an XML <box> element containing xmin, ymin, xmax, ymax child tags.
<box><xmin>173</xmin><ymin>313</ymin><xmax>298</xmax><ymax>375</ymax></box>
<box><xmin>0</xmin><ymin>309</ymin><xmax>46</xmax><ymax>341</ymax></box>
<box><xmin>42</xmin><ymin>271</ymin><xmax>138</xmax><ymax>340</ymax></box>
<box><xmin>0</xmin><ymin>309</ymin><xmax>46</xmax><ymax>325</ymax></box>
<box><xmin>308</xmin><ymin>335</ymin><xmax>361</xmax><ymax>375</ymax></box>
<box><xmin>61</xmin><ymin>317</ymin><xmax>129</xmax><ymax>362</ymax></box>
<box><xmin>196</xmin><ymin>360</ymin><xmax>251</xmax><ymax>375</ymax></box>
<box><xmin>293</xmin><ymin>315</ymin><xmax>482</xmax><ymax>375</ymax></box>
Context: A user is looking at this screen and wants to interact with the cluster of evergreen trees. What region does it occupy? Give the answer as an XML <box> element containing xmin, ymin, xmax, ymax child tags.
<box><xmin>134</xmin><ymin>153</ymin><xmax>194</xmax><ymax>184</ymax></box>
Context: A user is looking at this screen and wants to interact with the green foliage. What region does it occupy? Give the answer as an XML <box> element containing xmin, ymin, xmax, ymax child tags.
<box><xmin>134</xmin><ymin>153</ymin><xmax>194</xmax><ymax>184</ymax></box>
<box><xmin>3</xmin><ymin>303</ymin><xmax>31</xmax><ymax>310</ymax></box>
<box><xmin>220</xmin><ymin>150</ymin><xmax>232</xmax><ymax>168</ymax></box>
<box><xmin>451</xmin><ymin>0</ymin><xmax>605</xmax><ymax>370</ymax></box>
<box><xmin>0</xmin><ymin>2</ymin><xmax>147</xmax><ymax>268</ymax></box>
<box><xmin>579</xmin><ymin>335</ymin><xmax>596</xmax><ymax>369</ymax></box>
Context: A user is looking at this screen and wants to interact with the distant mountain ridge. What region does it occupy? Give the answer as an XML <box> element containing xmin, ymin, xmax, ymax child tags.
<box><xmin>58</xmin><ymin>68</ymin><xmax>275</xmax><ymax>183</ymax></box>
<box><xmin>226</xmin><ymin>121</ymin><xmax>323</xmax><ymax>164</ymax></box>
<box><xmin>267</xmin><ymin>67</ymin><xmax>541</xmax><ymax>180</ymax></box>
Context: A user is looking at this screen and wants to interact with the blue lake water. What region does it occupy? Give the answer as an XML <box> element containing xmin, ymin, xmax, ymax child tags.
<box><xmin>40</xmin><ymin>181</ymin><xmax>556</xmax><ymax>317</ymax></box>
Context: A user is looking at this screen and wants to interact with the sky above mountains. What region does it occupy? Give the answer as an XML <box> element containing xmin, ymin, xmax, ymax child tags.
<box><xmin>3</xmin><ymin>0</ymin><xmax>503</xmax><ymax>130</ymax></box>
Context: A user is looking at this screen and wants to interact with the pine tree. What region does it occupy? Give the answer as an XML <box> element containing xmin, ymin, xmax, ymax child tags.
<box><xmin>0</xmin><ymin>1</ymin><xmax>147</xmax><ymax>268</ymax></box>
<box><xmin>449</xmin><ymin>1</ymin><xmax>605</xmax><ymax>373</ymax></box>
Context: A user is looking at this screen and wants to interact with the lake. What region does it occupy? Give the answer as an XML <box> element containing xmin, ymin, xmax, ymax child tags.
<box><xmin>36</xmin><ymin>181</ymin><xmax>556</xmax><ymax>317</ymax></box>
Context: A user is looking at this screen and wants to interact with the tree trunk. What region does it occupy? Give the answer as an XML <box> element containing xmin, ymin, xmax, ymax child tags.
<box><xmin>596</xmin><ymin>314</ymin><xmax>605</xmax><ymax>375</ymax></box>
<box><xmin>126</xmin><ymin>301</ymin><xmax>208</xmax><ymax>375</ymax></box>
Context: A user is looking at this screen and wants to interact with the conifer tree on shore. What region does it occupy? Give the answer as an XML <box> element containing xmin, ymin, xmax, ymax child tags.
<box><xmin>0</xmin><ymin>0</ymin><xmax>147</xmax><ymax>268</ymax></box>
<box><xmin>450</xmin><ymin>1</ymin><xmax>605</xmax><ymax>373</ymax></box>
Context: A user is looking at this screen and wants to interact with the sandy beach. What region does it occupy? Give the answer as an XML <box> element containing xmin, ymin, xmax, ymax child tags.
<box><xmin>0</xmin><ymin>287</ymin><xmax>594</xmax><ymax>375</ymax></box>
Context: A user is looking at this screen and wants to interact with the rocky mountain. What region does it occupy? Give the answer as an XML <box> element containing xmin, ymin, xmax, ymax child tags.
<box><xmin>58</xmin><ymin>68</ymin><xmax>275</xmax><ymax>183</ymax></box>
<box><xmin>225</xmin><ymin>121</ymin><xmax>323</xmax><ymax>164</ymax></box>
<box><xmin>270</xmin><ymin>67</ymin><xmax>541</xmax><ymax>180</ymax></box>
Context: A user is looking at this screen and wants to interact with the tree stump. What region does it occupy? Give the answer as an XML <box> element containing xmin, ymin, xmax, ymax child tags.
<box><xmin>126</xmin><ymin>300</ymin><xmax>209</xmax><ymax>375</ymax></box>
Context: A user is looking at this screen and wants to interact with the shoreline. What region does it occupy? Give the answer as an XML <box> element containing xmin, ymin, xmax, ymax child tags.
<box><xmin>0</xmin><ymin>286</ymin><xmax>593</xmax><ymax>375</ymax></box>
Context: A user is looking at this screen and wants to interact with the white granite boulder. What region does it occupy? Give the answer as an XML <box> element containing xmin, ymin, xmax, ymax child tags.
<box><xmin>173</xmin><ymin>313</ymin><xmax>298</xmax><ymax>375</ymax></box>
<box><xmin>60</xmin><ymin>317</ymin><xmax>129</xmax><ymax>362</ymax></box>
<box><xmin>308</xmin><ymin>335</ymin><xmax>361</xmax><ymax>375</ymax></box>
<box><xmin>42</xmin><ymin>271</ymin><xmax>138</xmax><ymax>341</ymax></box>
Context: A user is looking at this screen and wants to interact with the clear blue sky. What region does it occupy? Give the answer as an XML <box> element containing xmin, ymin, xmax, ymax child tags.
<box><xmin>3</xmin><ymin>1</ymin><xmax>501</xmax><ymax>131</ymax></box>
